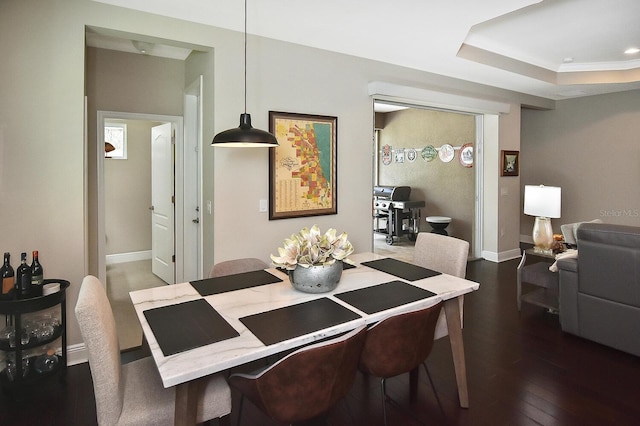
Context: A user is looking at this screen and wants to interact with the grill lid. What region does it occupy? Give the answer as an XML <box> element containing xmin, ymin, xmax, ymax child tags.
<box><xmin>373</xmin><ymin>185</ymin><xmax>411</xmax><ymax>200</ymax></box>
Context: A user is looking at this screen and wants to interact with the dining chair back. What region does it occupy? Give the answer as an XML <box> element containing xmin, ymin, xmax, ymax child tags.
<box><xmin>414</xmin><ymin>232</ymin><xmax>469</xmax><ymax>340</ymax></box>
<box><xmin>75</xmin><ymin>275</ymin><xmax>231</xmax><ymax>425</ymax></box>
<box><xmin>208</xmin><ymin>257</ymin><xmax>268</xmax><ymax>278</ymax></box>
<box><xmin>229</xmin><ymin>326</ymin><xmax>367</xmax><ymax>424</ymax></box>
<box><xmin>359</xmin><ymin>301</ymin><xmax>444</xmax><ymax>426</ymax></box>
<box><xmin>413</xmin><ymin>232</ymin><xmax>469</xmax><ymax>278</ymax></box>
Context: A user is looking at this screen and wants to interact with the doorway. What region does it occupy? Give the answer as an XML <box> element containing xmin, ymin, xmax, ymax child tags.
<box><xmin>97</xmin><ymin>111</ymin><xmax>202</xmax><ymax>349</ymax></box>
<box><xmin>97</xmin><ymin>110</ymin><xmax>203</xmax><ymax>284</ymax></box>
<box><xmin>372</xmin><ymin>101</ymin><xmax>484</xmax><ymax>260</ymax></box>
<box><xmin>97</xmin><ymin>112</ymin><xmax>193</xmax><ymax>285</ymax></box>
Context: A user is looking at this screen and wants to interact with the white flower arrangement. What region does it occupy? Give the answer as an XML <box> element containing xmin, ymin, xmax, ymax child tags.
<box><xmin>270</xmin><ymin>225</ymin><xmax>354</xmax><ymax>271</ymax></box>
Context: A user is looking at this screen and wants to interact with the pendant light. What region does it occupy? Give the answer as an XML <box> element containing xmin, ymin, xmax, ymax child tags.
<box><xmin>212</xmin><ymin>0</ymin><xmax>278</xmax><ymax>147</ymax></box>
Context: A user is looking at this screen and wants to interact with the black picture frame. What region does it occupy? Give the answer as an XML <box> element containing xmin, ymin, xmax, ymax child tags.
<box><xmin>501</xmin><ymin>150</ymin><xmax>519</xmax><ymax>177</ymax></box>
<box><xmin>268</xmin><ymin>111</ymin><xmax>338</xmax><ymax>220</ymax></box>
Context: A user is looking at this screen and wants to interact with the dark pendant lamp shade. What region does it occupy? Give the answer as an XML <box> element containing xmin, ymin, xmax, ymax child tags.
<box><xmin>212</xmin><ymin>113</ymin><xmax>278</xmax><ymax>147</ymax></box>
<box><xmin>211</xmin><ymin>0</ymin><xmax>278</xmax><ymax>148</ymax></box>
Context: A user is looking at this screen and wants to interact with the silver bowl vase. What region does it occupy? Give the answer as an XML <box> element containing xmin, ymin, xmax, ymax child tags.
<box><xmin>289</xmin><ymin>261</ymin><xmax>343</xmax><ymax>293</ymax></box>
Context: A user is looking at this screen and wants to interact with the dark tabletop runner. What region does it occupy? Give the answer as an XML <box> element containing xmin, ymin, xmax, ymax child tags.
<box><xmin>239</xmin><ymin>297</ymin><xmax>362</xmax><ymax>346</ymax></box>
<box><xmin>190</xmin><ymin>269</ymin><xmax>283</xmax><ymax>296</ymax></box>
<box><xmin>143</xmin><ymin>299</ymin><xmax>239</xmax><ymax>356</ymax></box>
<box><xmin>334</xmin><ymin>280</ymin><xmax>437</xmax><ymax>315</ymax></box>
<box><xmin>360</xmin><ymin>257</ymin><xmax>441</xmax><ymax>281</ymax></box>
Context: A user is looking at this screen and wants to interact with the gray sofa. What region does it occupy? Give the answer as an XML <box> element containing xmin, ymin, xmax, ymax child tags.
<box><xmin>557</xmin><ymin>223</ymin><xmax>640</xmax><ymax>356</ymax></box>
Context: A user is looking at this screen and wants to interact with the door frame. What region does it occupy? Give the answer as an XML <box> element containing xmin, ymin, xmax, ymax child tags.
<box><xmin>181</xmin><ymin>76</ymin><xmax>204</xmax><ymax>281</ymax></box>
<box><xmin>97</xmin><ymin>111</ymin><xmax>185</xmax><ymax>286</ymax></box>
<box><xmin>371</xmin><ymin>98</ymin><xmax>486</xmax><ymax>259</ymax></box>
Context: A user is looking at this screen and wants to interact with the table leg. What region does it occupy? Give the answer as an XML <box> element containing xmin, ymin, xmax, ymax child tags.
<box><xmin>444</xmin><ymin>296</ymin><xmax>469</xmax><ymax>408</ymax></box>
<box><xmin>175</xmin><ymin>381</ymin><xmax>199</xmax><ymax>426</ymax></box>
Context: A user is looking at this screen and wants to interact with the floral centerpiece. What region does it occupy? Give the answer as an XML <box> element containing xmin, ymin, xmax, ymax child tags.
<box><xmin>270</xmin><ymin>225</ymin><xmax>354</xmax><ymax>270</ymax></box>
<box><xmin>271</xmin><ymin>225</ymin><xmax>354</xmax><ymax>293</ymax></box>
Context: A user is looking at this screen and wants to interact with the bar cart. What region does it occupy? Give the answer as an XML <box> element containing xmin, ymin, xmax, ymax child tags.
<box><xmin>0</xmin><ymin>280</ymin><xmax>69</xmax><ymax>398</ymax></box>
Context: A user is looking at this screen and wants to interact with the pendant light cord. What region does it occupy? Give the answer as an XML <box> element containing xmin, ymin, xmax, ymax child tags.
<box><xmin>243</xmin><ymin>0</ymin><xmax>247</xmax><ymax>114</ymax></box>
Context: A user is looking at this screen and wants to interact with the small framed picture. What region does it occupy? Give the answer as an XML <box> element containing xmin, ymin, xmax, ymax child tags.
<box><xmin>501</xmin><ymin>150</ymin><xmax>519</xmax><ymax>176</ymax></box>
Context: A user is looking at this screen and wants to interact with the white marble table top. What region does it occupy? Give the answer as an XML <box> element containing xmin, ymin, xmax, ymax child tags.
<box><xmin>130</xmin><ymin>252</ymin><xmax>479</xmax><ymax>388</ymax></box>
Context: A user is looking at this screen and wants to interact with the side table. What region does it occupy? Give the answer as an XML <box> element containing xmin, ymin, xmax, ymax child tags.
<box><xmin>517</xmin><ymin>249</ymin><xmax>559</xmax><ymax>313</ymax></box>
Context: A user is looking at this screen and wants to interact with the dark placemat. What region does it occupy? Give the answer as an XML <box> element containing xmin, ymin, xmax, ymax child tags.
<box><xmin>343</xmin><ymin>262</ymin><xmax>356</xmax><ymax>270</ymax></box>
<box><xmin>239</xmin><ymin>298</ymin><xmax>361</xmax><ymax>346</ymax></box>
<box><xmin>190</xmin><ymin>270</ymin><xmax>283</xmax><ymax>296</ymax></box>
<box><xmin>143</xmin><ymin>299</ymin><xmax>239</xmax><ymax>356</ymax></box>
<box><xmin>335</xmin><ymin>280</ymin><xmax>437</xmax><ymax>314</ymax></box>
<box><xmin>361</xmin><ymin>258</ymin><xmax>441</xmax><ymax>281</ymax></box>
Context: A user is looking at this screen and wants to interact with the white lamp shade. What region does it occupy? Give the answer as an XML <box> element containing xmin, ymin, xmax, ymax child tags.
<box><xmin>524</xmin><ymin>185</ymin><xmax>561</xmax><ymax>218</ymax></box>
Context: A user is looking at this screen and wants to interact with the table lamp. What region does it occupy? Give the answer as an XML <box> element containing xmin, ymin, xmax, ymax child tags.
<box><xmin>524</xmin><ymin>185</ymin><xmax>561</xmax><ymax>254</ymax></box>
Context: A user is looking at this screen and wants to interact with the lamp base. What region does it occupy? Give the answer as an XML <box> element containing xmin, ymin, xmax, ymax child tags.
<box><xmin>532</xmin><ymin>216</ymin><xmax>554</xmax><ymax>255</ymax></box>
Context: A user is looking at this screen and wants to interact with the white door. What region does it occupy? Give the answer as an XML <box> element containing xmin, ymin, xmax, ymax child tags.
<box><xmin>151</xmin><ymin>123</ymin><xmax>175</xmax><ymax>284</ymax></box>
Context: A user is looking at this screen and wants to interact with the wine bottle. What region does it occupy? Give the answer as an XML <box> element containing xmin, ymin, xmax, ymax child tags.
<box><xmin>1</xmin><ymin>252</ymin><xmax>15</xmax><ymax>296</ymax></box>
<box><xmin>16</xmin><ymin>252</ymin><xmax>32</xmax><ymax>299</ymax></box>
<box><xmin>31</xmin><ymin>250</ymin><xmax>44</xmax><ymax>297</ymax></box>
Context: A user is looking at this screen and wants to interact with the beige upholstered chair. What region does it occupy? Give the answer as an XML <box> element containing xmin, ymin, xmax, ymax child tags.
<box><xmin>359</xmin><ymin>302</ymin><xmax>444</xmax><ymax>426</ymax></box>
<box><xmin>413</xmin><ymin>232</ymin><xmax>469</xmax><ymax>339</ymax></box>
<box><xmin>229</xmin><ymin>326</ymin><xmax>367</xmax><ymax>424</ymax></box>
<box><xmin>75</xmin><ymin>275</ymin><xmax>231</xmax><ymax>426</ymax></box>
<box><xmin>208</xmin><ymin>258</ymin><xmax>268</xmax><ymax>278</ymax></box>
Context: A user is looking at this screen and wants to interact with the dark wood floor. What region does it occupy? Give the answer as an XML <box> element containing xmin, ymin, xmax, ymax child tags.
<box><xmin>3</xmin><ymin>257</ymin><xmax>640</xmax><ymax>425</ymax></box>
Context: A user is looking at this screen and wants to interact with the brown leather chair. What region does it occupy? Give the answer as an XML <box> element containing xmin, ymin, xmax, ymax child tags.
<box><xmin>229</xmin><ymin>326</ymin><xmax>367</xmax><ymax>424</ymax></box>
<box><xmin>359</xmin><ymin>301</ymin><xmax>444</xmax><ymax>426</ymax></box>
<box><xmin>208</xmin><ymin>258</ymin><xmax>268</xmax><ymax>278</ymax></box>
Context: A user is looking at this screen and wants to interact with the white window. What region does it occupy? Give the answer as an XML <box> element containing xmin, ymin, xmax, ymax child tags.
<box><xmin>105</xmin><ymin>122</ymin><xmax>127</xmax><ymax>159</ymax></box>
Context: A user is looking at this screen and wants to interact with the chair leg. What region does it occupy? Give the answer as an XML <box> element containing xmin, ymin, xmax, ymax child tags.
<box><xmin>235</xmin><ymin>394</ymin><xmax>244</xmax><ymax>426</ymax></box>
<box><xmin>422</xmin><ymin>362</ymin><xmax>446</xmax><ymax>424</ymax></box>
<box><xmin>380</xmin><ymin>378</ymin><xmax>388</xmax><ymax>426</ymax></box>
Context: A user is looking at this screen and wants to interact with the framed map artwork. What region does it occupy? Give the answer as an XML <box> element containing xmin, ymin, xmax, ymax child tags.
<box><xmin>268</xmin><ymin>111</ymin><xmax>338</xmax><ymax>220</ymax></box>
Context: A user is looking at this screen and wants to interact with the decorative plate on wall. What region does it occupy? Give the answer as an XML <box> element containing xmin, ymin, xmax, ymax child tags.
<box><xmin>438</xmin><ymin>144</ymin><xmax>455</xmax><ymax>163</ymax></box>
<box><xmin>381</xmin><ymin>144</ymin><xmax>392</xmax><ymax>165</ymax></box>
<box><xmin>459</xmin><ymin>143</ymin><xmax>473</xmax><ymax>167</ymax></box>
<box><xmin>421</xmin><ymin>145</ymin><xmax>437</xmax><ymax>161</ymax></box>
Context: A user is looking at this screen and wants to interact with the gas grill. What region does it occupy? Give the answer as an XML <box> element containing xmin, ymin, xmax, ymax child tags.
<box><xmin>373</xmin><ymin>185</ymin><xmax>425</xmax><ymax>245</ymax></box>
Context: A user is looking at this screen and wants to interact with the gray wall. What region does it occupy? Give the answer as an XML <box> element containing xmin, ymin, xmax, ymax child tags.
<box><xmin>520</xmin><ymin>90</ymin><xmax>640</xmax><ymax>238</ymax></box>
<box><xmin>377</xmin><ymin>108</ymin><xmax>475</xmax><ymax>243</ymax></box>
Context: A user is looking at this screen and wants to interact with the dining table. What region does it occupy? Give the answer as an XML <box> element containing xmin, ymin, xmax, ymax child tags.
<box><xmin>130</xmin><ymin>252</ymin><xmax>480</xmax><ymax>426</ymax></box>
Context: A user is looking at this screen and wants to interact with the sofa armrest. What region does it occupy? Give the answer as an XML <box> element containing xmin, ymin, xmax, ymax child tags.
<box><xmin>558</xmin><ymin>257</ymin><xmax>579</xmax><ymax>334</ymax></box>
<box><xmin>557</xmin><ymin>257</ymin><xmax>577</xmax><ymax>273</ymax></box>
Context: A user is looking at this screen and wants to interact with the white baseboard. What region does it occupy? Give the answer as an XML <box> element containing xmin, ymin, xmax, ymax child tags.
<box><xmin>106</xmin><ymin>250</ymin><xmax>151</xmax><ymax>265</ymax></box>
<box><xmin>66</xmin><ymin>343</ymin><xmax>88</xmax><ymax>366</ymax></box>
<box><xmin>482</xmin><ymin>248</ymin><xmax>522</xmax><ymax>263</ymax></box>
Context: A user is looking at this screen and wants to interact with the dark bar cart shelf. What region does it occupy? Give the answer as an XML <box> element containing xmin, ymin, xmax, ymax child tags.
<box><xmin>0</xmin><ymin>280</ymin><xmax>69</xmax><ymax>398</ymax></box>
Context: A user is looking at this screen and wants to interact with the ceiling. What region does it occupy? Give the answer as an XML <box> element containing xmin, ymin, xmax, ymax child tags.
<box><xmin>89</xmin><ymin>0</ymin><xmax>640</xmax><ymax>101</ymax></box>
